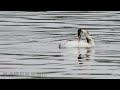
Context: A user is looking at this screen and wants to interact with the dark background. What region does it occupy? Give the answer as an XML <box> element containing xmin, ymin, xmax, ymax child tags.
<box><xmin>0</xmin><ymin>0</ymin><xmax>119</xmax><ymax>11</ymax></box>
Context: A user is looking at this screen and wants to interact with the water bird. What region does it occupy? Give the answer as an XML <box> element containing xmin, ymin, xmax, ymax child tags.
<box><xmin>59</xmin><ymin>28</ymin><xmax>95</xmax><ymax>48</ymax></box>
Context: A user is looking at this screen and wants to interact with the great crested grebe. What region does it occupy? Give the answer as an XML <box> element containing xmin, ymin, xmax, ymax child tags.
<box><xmin>59</xmin><ymin>28</ymin><xmax>95</xmax><ymax>48</ymax></box>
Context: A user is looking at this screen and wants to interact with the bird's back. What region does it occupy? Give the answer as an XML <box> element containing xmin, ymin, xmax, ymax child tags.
<box><xmin>60</xmin><ymin>40</ymin><xmax>90</xmax><ymax>48</ymax></box>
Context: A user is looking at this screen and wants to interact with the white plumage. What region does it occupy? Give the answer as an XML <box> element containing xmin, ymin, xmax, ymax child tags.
<box><xmin>60</xmin><ymin>40</ymin><xmax>90</xmax><ymax>48</ymax></box>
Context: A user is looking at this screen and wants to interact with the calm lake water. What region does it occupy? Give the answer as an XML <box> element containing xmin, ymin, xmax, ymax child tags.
<box><xmin>0</xmin><ymin>11</ymin><xmax>120</xmax><ymax>79</ymax></box>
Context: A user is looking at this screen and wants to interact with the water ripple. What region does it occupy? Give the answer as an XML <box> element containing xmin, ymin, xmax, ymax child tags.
<box><xmin>0</xmin><ymin>11</ymin><xmax>119</xmax><ymax>79</ymax></box>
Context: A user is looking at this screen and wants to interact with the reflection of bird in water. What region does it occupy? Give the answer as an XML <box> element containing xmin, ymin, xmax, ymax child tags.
<box><xmin>77</xmin><ymin>48</ymin><xmax>95</xmax><ymax>64</ymax></box>
<box><xmin>59</xmin><ymin>47</ymin><xmax>95</xmax><ymax>64</ymax></box>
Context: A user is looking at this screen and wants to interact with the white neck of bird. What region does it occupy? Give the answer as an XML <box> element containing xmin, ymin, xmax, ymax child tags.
<box><xmin>86</xmin><ymin>33</ymin><xmax>95</xmax><ymax>46</ymax></box>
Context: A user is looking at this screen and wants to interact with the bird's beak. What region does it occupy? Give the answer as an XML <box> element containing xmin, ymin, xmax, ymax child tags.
<box><xmin>78</xmin><ymin>35</ymin><xmax>81</xmax><ymax>41</ymax></box>
<box><xmin>78</xmin><ymin>29</ymin><xmax>82</xmax><ymax>41</ymax></box>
